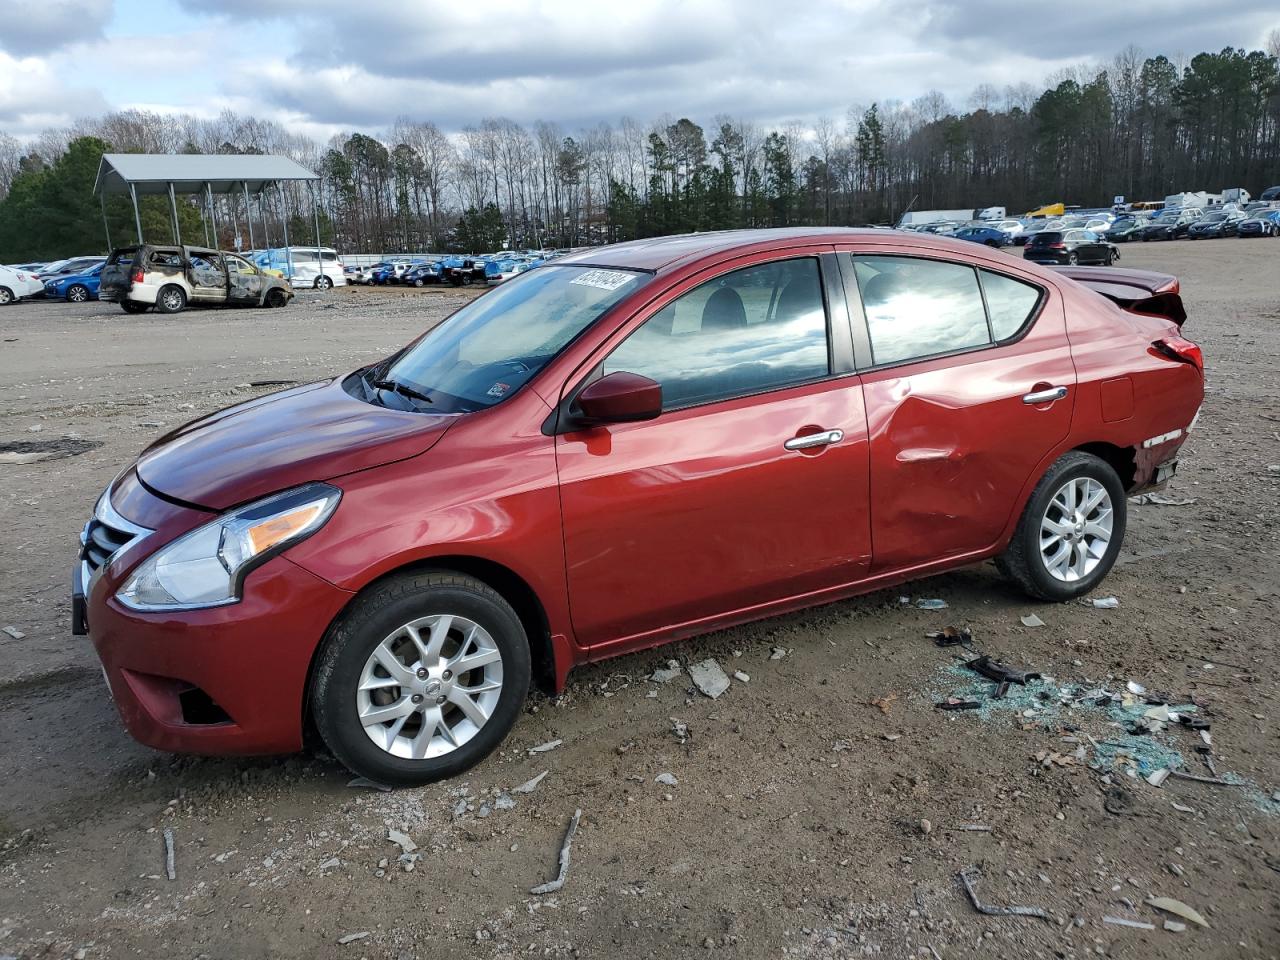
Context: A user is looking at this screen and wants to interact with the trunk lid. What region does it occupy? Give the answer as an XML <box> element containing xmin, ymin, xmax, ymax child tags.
<box><xmin>1049</xmin><ymin>265</ymin><xmax>1186</xmax><ymax>327</ymax></box>
<box><xmin>136</xmin><ymin>378</ymin><xmax>457</xmax><ymax>510</ymax></box>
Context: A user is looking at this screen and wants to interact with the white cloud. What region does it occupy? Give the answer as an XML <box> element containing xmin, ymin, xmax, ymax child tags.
<box><xmin>0</xmin><ymin>0</ymin><xmax>114</xmax><ymax>56</ymax></box>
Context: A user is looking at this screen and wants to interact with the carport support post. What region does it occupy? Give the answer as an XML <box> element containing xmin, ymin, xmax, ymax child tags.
<box><xmin>167</xmin><ymin>182</ymin><xmax>181</xmax><ymax>246</ymax></box>
<box><xmin>310</xmin><ymin>181</ymin><xmax>323</xmax><ymax>291</ymax></box>
<box><xmin>129</xmin><ymin>183</ymin><xmax>143</xmax><ymax>243</ymax></box>
<box><xmin>99</xmin><ymin>192</ymin><xmax>112</xmax><ymax>251</ymax></box>
<box><xmin>242</xmin><ymin>181</ymin><xmax>255</xmax><ymax>252</ymax></box>
<box><xmin>278</xmin><ymin>183</ymin><xmax>293</xmax><ymax>280</ymax></box>
<box><xmin>206</xmin><ymin>182</ymin><xmax>219</xmax><ymax>247</ymax></box>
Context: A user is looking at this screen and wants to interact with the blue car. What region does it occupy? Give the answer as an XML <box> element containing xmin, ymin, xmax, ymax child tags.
<box><xmin>952</xmin><ymin>225</ymin><xmax>1010</xmax><ymax>248</ymax></box>
<box><xmin>44</xmin><ymin>263</ymin><xmax>105</xmax><ymax>303</ymax></box>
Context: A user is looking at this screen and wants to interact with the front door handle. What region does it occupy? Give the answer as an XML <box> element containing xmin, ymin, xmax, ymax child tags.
<box><xmin>784</xmin><ymin>429</ymin><xmax>844</xmax><ymax>451</ymax></box>
<box><xmin>1022</xmin><ymin>386</ymin><xmax>1068</xmax><ymax>405</ymax></box>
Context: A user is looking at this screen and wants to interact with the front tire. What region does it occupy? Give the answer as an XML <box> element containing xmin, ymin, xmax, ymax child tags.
<box><xmin>265</xmin><ymin>288</ymin><xmax>289</xmax><ymax>308</ymax></box>
<box><xmin>67</xmin><ymin>284</ymin><xmax>90</xmax><ymax>303</ymax></box>
<box><xmin>0</xmin><ymin>286</ymin><xmax>13</xmax><ymax>306</ymax></box>
<box><xmin>311</xmin><ymin>571</ymin><xmax>531</xmax><ymax>786</ymax></box>
<box><xmin>997</xmin><ymin>451</ymin><xmax>1126</xmax><ymax>601</ymax></box>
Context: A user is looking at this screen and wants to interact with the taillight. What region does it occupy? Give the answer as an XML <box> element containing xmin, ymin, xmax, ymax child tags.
<box><xmin>1047</xmin><ymin>242</ymin><xmax>1066</xmax><ymax>249</ymax></box>
<box><xmin>132</xmin><ymin>268</ymin><xmax>144</xmax><ymax>284</ymax></box>
<box><xmin>1153</xmin><ymin>336</ymin><xmax>1203</xmax><ymax>374</ymax></box>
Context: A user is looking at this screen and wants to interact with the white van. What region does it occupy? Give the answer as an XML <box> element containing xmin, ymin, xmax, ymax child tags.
<box><xmin>0</xmin><ymin>264</ymin><xmax>46</xmax><ymax>304</ymax></box>
<box><xmin>254</xmin><ymin>247</ymin><xmax>347</xmax><ymax>289</ymax></box>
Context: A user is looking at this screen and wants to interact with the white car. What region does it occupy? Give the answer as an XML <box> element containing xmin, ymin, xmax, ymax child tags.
<box><xmin>984</xmin><ymin>219</ymin><xmax>1025</xmax><ymax>238</ymax></box>
<box><xmin>253</xmin><ymin>247</ymin><xmax>347</xmax><ymax>289</ymax></box>
<box><xmin>0</xmin><ymin>264</ymin><xmax>45</xmax><ymax>304</ymax></box>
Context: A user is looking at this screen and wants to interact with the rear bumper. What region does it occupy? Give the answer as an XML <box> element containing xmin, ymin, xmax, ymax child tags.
<box><xmin>86</xmin><ymin>556</ymin><xmax>353</xmax><ymax>755</ymax></box>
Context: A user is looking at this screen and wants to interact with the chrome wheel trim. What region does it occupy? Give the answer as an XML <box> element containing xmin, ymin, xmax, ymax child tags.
<box><xmin>1039</xmin><ymin>477</ymin><xmax>1113</xmax><ymax>582</ymax></box>
<box><xmin>161</xmin><ymin>288</ymin><xmax>183</xmax><ymax>311</ymax></box>
<box><xmin>357</xmin><ymin>614</ymin><xmax>504</xmax><ymax>760</ymax></box>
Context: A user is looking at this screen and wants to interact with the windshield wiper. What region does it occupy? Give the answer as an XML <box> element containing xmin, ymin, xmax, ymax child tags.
<box><xmin>372</xmin><ymin>378</ymin><xmax>433</xmax><ymax>405</ymax></box>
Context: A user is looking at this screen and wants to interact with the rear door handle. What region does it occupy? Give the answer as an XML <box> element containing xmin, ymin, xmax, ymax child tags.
<box><xmin>1022</xmin><ymin>386</ymin><xmax>1068</xmax><ymax>405</ymax></box>
<box><xmin>784</xmin><ymin>429</ymin><xmax>843</xmax><ymax>451</ymax></box>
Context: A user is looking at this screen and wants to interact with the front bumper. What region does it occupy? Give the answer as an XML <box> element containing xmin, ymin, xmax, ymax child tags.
<box><xmin>77</xmin><ymin>481</ymin><xmax>354</xmax><ymax>756</ymax></box>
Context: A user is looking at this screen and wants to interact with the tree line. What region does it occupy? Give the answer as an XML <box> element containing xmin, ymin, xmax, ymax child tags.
<box><xmin>2</xmin><ymin>40</ymin><xmax>1279</xmax><ymax>262</ymax></box>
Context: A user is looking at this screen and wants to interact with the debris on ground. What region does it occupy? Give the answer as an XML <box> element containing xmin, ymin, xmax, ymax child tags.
<box><xmin>1019</xmin><ymin>614</ymin><xmax>1045</xmax><ymax>627</ymax></box>
<box><xmin>528</xmin><ymin>739</ymin><xmax>563</xmax><ymax>754</ymax></box>
<box><xmin>957</xmin><ymin>865</ymin><xmax>1050</xmax><ymax>920</ymax></box>
<box><xmin>318</xmin><ymin>857</ymin><xmax>340</xmax><ymax>871</ymax></box>
<box><xmin>511</xmin><ymin>771</ymin><xmax>548</xmax><ymax>794</ymax></box>
<box><xmin>1103</xmin><ymin>916</ymin><xmax>1155</xmax><ymax>930</ymax></box>
<box><xmin>387</xmin><ymin>828</ymin><xmax>417</xmax><ymax>854</ymax></box>
<box><xmin>346</xmin><ymin>777</ymin><xmax>392</xmax><ymax>792</ymax></box>
<box><xmin>1088</xmin><ymin>596</ymin><xmax>1120</xmax><ymax>609</ymax></box>
<box><xmin>935</xmin><ymin>698</ymin><xmax>982</xmax><ymax>711</ymax></box>
<box><xmin>337</xmin><ymin>932</ymin><xmax>369</xmax><ymax>945</ymax></box>
<box><xmin>530</xmin><ymin>808</ymin><xmax>582</xmax><ymax>895</ymax></box>
<box><xmin>1146</xmin><ymin>896</ymin><xmax>1210</xmax><ymax>928</ymax></box>
<box><xmin>654</xmin><ymin>773</ymin><xmax>678</xmax><ymax>786</ymax></box>
<box><xmin>670</xmin><ymin>718</ymin><xmax>689</xmax><ymax>744</ymax></box>
<box><xmin>768</xmin><ymin>646</ymin><xmax>788</xmax><ymax>660</ymax></box>
<box><xmin>1</xmin><ymin>626</ymin><xmax>24</xmax><ymax>640</ymax></box>
<box><xmin>732</xmin><ymin>670</ymin><xmax>750</xmax><ymax>683</ymax></box>
<box><xmin>687</xmin><ymin>659</ymin><xmax>731</xmax><ymax>699</ymax></box>
<box><xmin>162</xmin><ymin>828</ymin><xmax>176</xmax><ymax>882</ymax></box>
<box><xmin>927</xmin><ymin>626</ymin><xmax>974</xmax><ymax>648</ymax></box>
<box><xmin>964</xmin><ymin>655</ymin><xmax>1041</xmax><ymax>699</ymax></box>
<box><xmin>1131</xmin><ymin>492</ymin><xmax>1198</xmax><ymax>506</ymax></box>
<box><xmin>649</xmin><ymin>660</ymin><xmax>683</xmax><ymax>683</ymax></box>
<box><xmin>869</xmin><ymin>692</ymin><xmax>898</xmax><ymax>714</ymax></box>
<box><xmin>916</xmin><ymin>598</ymin><xmax>948</xmax><ymax>610</ymax></box>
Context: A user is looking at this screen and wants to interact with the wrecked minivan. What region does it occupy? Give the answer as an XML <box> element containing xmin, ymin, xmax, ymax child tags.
<box><xmin>99</xmin><ymin>245</ymin><xmax>294</xmax><ymax>314</ymax></box>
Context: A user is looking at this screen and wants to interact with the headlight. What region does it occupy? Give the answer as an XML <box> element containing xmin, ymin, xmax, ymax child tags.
<box><xmin>117</xmin><ymin>482</ymin><xmax>340</xmax><ymax>611</ymax></box>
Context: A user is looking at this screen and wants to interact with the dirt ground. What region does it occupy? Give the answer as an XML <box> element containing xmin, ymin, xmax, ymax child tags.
<box><xmin>0</xmin><ymin>242</ymin><xmax>1277</xmax><ymax>959</ymax></box>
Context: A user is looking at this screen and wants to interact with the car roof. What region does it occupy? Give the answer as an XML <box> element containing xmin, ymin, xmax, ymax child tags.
<box><xmin>553</xmin><ymin>227</ymin><xmax>980</xmax><ymax>273</ymax></box>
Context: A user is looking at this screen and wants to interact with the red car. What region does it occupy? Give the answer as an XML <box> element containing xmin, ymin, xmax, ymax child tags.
<box><xmin>74</xmin><ymin>229</ymin><xmax>1203</xmax><ymax>784</ymax></box>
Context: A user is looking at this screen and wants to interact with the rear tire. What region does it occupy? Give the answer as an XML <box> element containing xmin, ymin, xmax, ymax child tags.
<box><xmin>1067</xmin><ymin>252</ymin><xmax>1079</xmax><ymax>265</ymax></box>
<box><xmin>996</xmin><ymin>451</ymin><xmax>1127</xmax><ymax>602</ymax></box>
<box><xmin>311</xmin><ymin>571</ymin><xmax>531</xmax><ymax>786</ymax></box>
<box><xmin>314</xmin><ymin>276</ymin><xmax>333</xmax><ymax>290</ymax></box>
<box><xmin>155</xmin><ymin>285</ymin><xmax>187</xmax><ymax>314</ymax></box>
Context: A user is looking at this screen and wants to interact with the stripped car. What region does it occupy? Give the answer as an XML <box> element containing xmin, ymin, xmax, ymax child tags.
<box><xmin>99</xmin><ymin>245</ymin><xmax>294</xmax><ymax>314</ymax></box>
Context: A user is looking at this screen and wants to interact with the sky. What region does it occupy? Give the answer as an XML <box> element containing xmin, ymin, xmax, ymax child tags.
<box><xmin>1</xmin><ymin>0</ymin><xmax>1278</xmax><ymax>142</ymax></box>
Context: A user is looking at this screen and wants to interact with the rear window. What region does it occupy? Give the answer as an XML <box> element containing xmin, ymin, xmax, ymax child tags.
<box><xmin>1030</xmin><ymin>232</ymin><xmax>1062</xmax><ymax>244</ymax></box>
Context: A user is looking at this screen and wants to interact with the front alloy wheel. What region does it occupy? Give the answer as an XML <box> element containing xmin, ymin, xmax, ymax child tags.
<box><xmin>312</xmin><ymin>571</ymin><xmax>530</xmax><ymax>785</ymax></box>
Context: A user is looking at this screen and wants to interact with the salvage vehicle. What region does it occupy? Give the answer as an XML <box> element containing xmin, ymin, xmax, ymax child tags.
<box><xmin>0</xmin><ymin>264</ymin><xmax>45</xmax><ymax>304</ymax></box>
<box><xmin>1236</xmin><ymin>210</ymin><xmax>1280</xmax><ymax>238</ymax></box>
<box><xmin>1186</xmin><ymin>210</ymin><xmax>1246</xmax><ymax>239</ymax></box>
<box><xmin>44</xmin><ymin>262</ymin><xmax>104</xmax><ymax>302</ymax></box>
<box><xmin>74</xmin><ymin>228</ymin><xmax>1203</xmax><ymax>785</ymax></box>
<box><xmin>98</xmin><ymin>245</ymin><xmax>294</xmax><ymax>314</ymax></box>
<box><xmin>1023</xmin><ymin>229</ymin><xmax>1118</xmax><ymax>265</ymax></box>
<box><xmin>1138</xmin><ymin>208</ymin><xmax>1201</xmax><ymax>241</ymax></box>
<box><xmin>952</xmin><ymin>225</ymin><xmax>1011</xmax><ymax>248</ymax></box>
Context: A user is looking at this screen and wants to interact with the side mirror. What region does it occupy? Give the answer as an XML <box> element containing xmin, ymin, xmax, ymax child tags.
<box><xmin>574</xmin><ymin>372</ymin><xmax>662</xmax><ymax>425</ymax></box>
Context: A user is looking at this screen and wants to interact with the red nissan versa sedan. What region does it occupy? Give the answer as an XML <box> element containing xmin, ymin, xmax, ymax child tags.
<box><xmin>73</xmin><ymin>229</ymin><xmax>1203</xmax><ymax>785</ymax></box>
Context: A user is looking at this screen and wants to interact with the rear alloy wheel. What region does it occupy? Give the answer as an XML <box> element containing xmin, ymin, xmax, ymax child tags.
<box><xmin>311</xmin><ymin>571</ymin><xmax>530</xmax><ymax>785</ymax></box>
<box><xmin>155</xmin><ymin>285</ymin><xmax>187</xmax><ymax>314</ymax></box>
<box><xmin>0</xmin><ymin>286</ymin><xmax>13</xmax><ymax>306</ymax></box>
<box><xmin>997</xmin><ymin>451</ymin><xmax>1126</xmax><ymax>601</ymax></box>
<box><xmin>314</xmin><ymin>276</ymin><xmax>333</xmax><ymax>290</ymax></box>
<box><xmin>1066</xmin><ymin>252</ymin><xmax>1079</xmax><ymax>265</ymax></box>
<box><xmin>66</xmin><ymin>284</ymin><xmax>90</xmax><ymax>303</ymax></box>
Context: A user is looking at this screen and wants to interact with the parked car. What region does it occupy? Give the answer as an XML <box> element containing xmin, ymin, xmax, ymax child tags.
<box><xmin>1103</xmin><ymin>217</ymin><xmax>1146</xmax><ymax>242</ymax></box>
<box><xmin>1015</xmin><ymin>219</ymin><xmax>1064</xmax><ymax>246</ymax></box>
<box><xmin>253</xmin><ymin>247</ymin><xmax>346</xmax><ymax>289</ymax></box>
<box><xmin>485</xmin><ymin>257</ymin><xmax>535</xmax><ymax>283</ymax></box>
<box><xmin>1138</xmin><ymin>208</ymin><xmax>1201</xmax><ymax>240</ymax></box>
<box><xmin>1023</xmin><ymin>229</ymin><xmax>1119</xmax><ymax>265</ymax></box>
<box><xmin>44</xmin><ymin>263</ymin><xmax>105</xmax><ymax>302</ymax></box>
<box><xmin>1259</xmin><ymin>185</ymin><xmax>1280</xmax><ymax>202</ymax></box>
<box><xmin>952</xmin><ymin>225</ymin><xmax>1011</xmax><ymax>248</ymax></box>
<box><xmin>1186</xmin><ymin>211</ymin><xmax>1246</xmax><ymax>239</ymax></box>
<box><xmin>1236</xmin><ymin>210</ymin><xmax>1280</xmax><ymax>238</ymax></box>
<box><xmin>982</xmin><ymin>219</ymin><xmax>1025</xmax><ymax>239</ymax></box>
<box><xmin>403</xmin><ymin>261</ymin><xmax>443</xmax><ymax>286</ymax></box>
<box><xmin>0</xmin><ymin>264</ymin><xmax>46</xmax><ymax>304</ymax></box>
<box><xmin>36</xmin><ymin>256</ymin><xmax>106</xmax><ymax>282</ymax></box>
<box><xmin>75</xmin><ymin>228</ymin><xmax>1203</xmax><ymax>785</ymax></box>
<box><xmin>348</xmin><ymin>262</ymin><xmax>387</xmax><ymax>285</ymax></box>
<box><xmin>440</xmin><ymin>256</ymin><xmax>488</xmax><ymax>286</ymax></box>
<box><xmin>98</xmin><ymin>245</ymin><xmax>295</xmax><ymax>314</ymax></box>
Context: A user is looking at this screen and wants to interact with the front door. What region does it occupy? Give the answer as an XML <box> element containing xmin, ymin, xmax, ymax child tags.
<box><xmin>226</xmin><ymin>256</ymin><xmax>264</xmax><ymax>303</ymax></box>
<box><xmin>556</xmin><ymin>253</ymin><xmax>872</xmax><ymax>649</ymax></box>
<box><xmin>842</xmin><ymin>250</ymin><xmax>1076</xmax><ymax>571</ymax></box>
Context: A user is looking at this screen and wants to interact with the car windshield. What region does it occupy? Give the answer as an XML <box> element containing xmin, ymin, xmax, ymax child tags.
<box><xmin>1201</xmin><ymin>213</ymin><xmax>1226</xmax><ymax>223</ymax></box>
<box><xmin>377</xmin><ymin>265</ymin><xmax>648</xmax><ymax>414</ymax></box>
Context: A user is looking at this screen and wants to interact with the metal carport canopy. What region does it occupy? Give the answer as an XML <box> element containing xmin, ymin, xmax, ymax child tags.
<box><xmin>94</xmin><ymin>153</ymin><xmax>318</xmax><ymax>196</ymax></box>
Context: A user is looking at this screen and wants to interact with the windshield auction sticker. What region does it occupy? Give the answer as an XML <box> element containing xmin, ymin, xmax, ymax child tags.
<box><xmin>569</xmin><ymin>269</ymin><xmax>637</xmax><ymax>291</ymax></box>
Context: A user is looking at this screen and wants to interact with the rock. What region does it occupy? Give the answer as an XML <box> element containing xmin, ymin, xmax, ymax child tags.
<box><xmin>1</xmin><ymin>626</ymin><xmax>25</xmax><ymax>640</ymax></box>
<box><xmin>338</xmin><ymin>932</ymin><xmax>370</xmax><ymax>944</ymax></box>
<box><xmin>650</xmin><ymin>660</ymin><xmax>683</xmax><ymax>683</ymax></box>
<box><xmin>1163</xmin><ymin>920</ymin><xmax>1187</xmax><ymax>932</ymax></box>
<box><xmin>918</xmin><ymin>819</ymin><xmax>933</xmax><ymax>836</ymax></box>
<box><xmin>27</xmin><ymin>424</ymin><xmax>42</xmax><ymax>432</ymax></box>
<box><xmin>388</xmin><ymin>828</ymin><xmax>417</xmax><ymax>854</ymax></box>
<box><xmin>511</xmin><ymin>771</ymin><xmax>548</xmax><ymax>794</ymax></box>
<box><xmin>769</xmin><ymin>646</ymin><xmax>788</xmax><ymax>660</ymax></box>
<box><xmin>733</xmin><ymin>670</ymin><xmax>750</xmax><ymax>683</ymax></box>
<box><xmin>494</xmin><ymin>793</ymin><xmax>516</xmax><ymax>811</ymax></box>
<box><xmin>1020</xmin><ymin>614</ymin><xmax>1045</xmax><ymax>627</ymax></box>
<box><xmin>688</xmin><ymin>659</ymin><xmax>731</xmax><ymax>699</ymax></box>
<box><xmin>528</xmin><ymin>739</ymin><xmax>563</xmax><ymax>753</ymax></box>
<box><xmin>318</xmin><ymin>857</ymin><xmax>340</xmax><ymax>871</ymax></box>
<box><xmin>655</xmin><ymin>773</ymin><xmax>678</xmax><ymax>786</ymax></box>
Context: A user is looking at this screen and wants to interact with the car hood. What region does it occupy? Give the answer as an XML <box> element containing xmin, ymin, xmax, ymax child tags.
<box><xmin>136</xmin><ymin>377</ymin><xmax>457</xmax><ymax>510</ymax></box>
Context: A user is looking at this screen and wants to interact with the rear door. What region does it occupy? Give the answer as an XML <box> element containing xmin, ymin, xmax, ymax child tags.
<box><xmin>100</xmin><ymin>247</ymin><xmax>140</xmax><ymax>299</ymax></box>
<box><xmin>840</xmin><ymin>248</ymin><xmax>1076</xmax><ymax>571</ymax></box>
<box><xmin>188</xmin><ymin>252</ymin><xmax>229</xmax><ymax>303</ymax></box>
<box><xmin>556</xmin><ymin>250</ymin><xmax>872</xmax><ymax>649</ymax></box>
